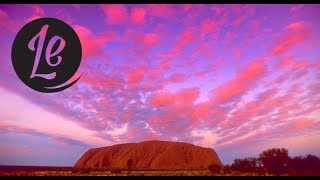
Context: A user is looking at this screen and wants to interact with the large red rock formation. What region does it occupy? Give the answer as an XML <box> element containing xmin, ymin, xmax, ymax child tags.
<box><xmin>74</xmin><ymin>140</ymin><xmax>223</xmax><ymax>170</ymax></box>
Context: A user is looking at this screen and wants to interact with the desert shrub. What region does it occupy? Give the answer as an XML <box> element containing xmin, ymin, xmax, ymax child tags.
<box><xmin>289</xmin><ymin>155</ymin><xmax>306</xmax><ymax>174</ymax></box>
<box><xmin>208</xmin><ymin>164</ymin><xmax>223</xmax><ymax>174</ymax></box>
<box><xmin>259</xmin><ymin>148</ymin><xmax>289</xmax><ymax>175</ymax></box>
<box><xmin>230</xmin><ymin>157</ymin><xmax>259</xmax><ymax>172</ymax></box>
<box><xmin>288</xmin><ymin>154</ymin><xmax>320</xmax><ymax>175</ymax></box>
<box><xmin>304</xmin><ymin>154</ymin><xmax>320</xmax><ymax>170</ymax></box>
<box><xmin>223</xmin><ymin>164</ymin><xmax>232</xmax><ymax>174</ymax></box>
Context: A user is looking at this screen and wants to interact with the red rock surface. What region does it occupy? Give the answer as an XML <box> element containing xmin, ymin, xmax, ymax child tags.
<box><xmin>74</xmin><ymin>140</ymin><xmax>223</xmax><ymax>170</ymax></box>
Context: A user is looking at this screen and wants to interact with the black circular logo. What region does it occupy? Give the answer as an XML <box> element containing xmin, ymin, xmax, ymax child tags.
<box><xmin>11</xmin><ymin>17</ymin><xmax>82</xmax><ymax>93</ymax></box>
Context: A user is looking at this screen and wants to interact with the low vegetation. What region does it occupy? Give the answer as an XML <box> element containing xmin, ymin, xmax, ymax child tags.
<box><xmin>209</xmin><ymin>148</ymin><xmax>320</xmax><ymax>176</ymax></box>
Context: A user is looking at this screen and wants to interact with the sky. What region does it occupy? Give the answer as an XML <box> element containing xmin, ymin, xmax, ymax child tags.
<box><xmin>0</xmin><ymin>4</ymin><xmax>320</xmax><ymax>166</ymax></box>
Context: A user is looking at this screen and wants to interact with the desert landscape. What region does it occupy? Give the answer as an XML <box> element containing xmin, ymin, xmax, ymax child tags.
<box><xmin>1</xmin><ymin>4</ymin><xmax>320</xmax><ymax>177</ymax></box>
<box><xmin>1</xmin><ymin>140</ymin><xmax>319</xmax><ymax>176</ymax></box>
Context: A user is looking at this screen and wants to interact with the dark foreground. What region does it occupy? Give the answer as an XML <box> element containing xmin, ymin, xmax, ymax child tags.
<box><xmin>0</xmin><ymin>166</ymin><xmax>308</xmax><ymax>176</ymax></box>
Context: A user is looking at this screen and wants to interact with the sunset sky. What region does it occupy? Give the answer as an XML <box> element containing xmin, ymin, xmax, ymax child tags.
<box><xmin>0</xmin><ymin>4</ymin><xmax>320</xmax><ymax>166</ymax></box>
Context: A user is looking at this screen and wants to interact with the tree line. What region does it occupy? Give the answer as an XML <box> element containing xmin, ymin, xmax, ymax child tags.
<box><xmin>208</xmin><ymin>148</ymin><xmax>320</xmax><ymax>176</ymax></box>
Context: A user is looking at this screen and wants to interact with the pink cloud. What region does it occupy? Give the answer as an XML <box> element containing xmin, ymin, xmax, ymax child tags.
<box><xmin>144</xmin><ymin>132</ymin><xmax>162</xmax><ymax>141</ymax></box>
<box><xmin>149</xmin><ymin>107</ymin><xmax>193</xmax><ymax>138</ymax></box>
<box><xmin>73</xmin><ymin>25</ymin><xmax>109</xmax><ymax>59</ymax></box>
<box><xmin>232</xmin><ymin>5</ymin><xmax>256</xmax><ymax>26</ymax></box>
<box><xmin>25</xmin><ymin>5</ymin><xmax>46</xmax><ymax>23</ymax></box>
<box><xmin>32</xmin><ymin>5</ymin><xmax>45</xmax><ymax>16</ymax></box>
<box><xmin>26</xmin><ymin>15</ymin><xmax>42</xmax><ymax>23</ymax></box>
<box><xmin>151</xmin><ymin>116</ymin><xmax>163</xmax><ymax>124</ymax></box>
<box><xmin>200</xmin><ymin>19</ymin><xmax>217</xmax><ymax>39</ymax></box>
<box><xmin>182</xmin><ymin>4</ymin><xmax>192</xmax><ymax>12</ymax></box>
<box><xmin>309</xmin><ymin>83</ymin><xmax>320</xmax><ymax>91</ymax></box>
<box><xmin>54</xmin><ymin>9</ymin><xmax>74</xmax><ymax>25</ymax></box>
<box><xmin>145</xmin><ymin>69</ymin><xmax>161</xmax><ymax>84</ymax></box>
<box><xmin>191</xmin><ymin>42</ymin><xmax>210</xmax><ymax>57</ymax></box>
<box><xmin>232</xmin><ymin>49</ymin><xmax>241</xmax><ymax>59</ymax></box>
<box><xmin>173</xmin><ymin>28</ymin><xmax>196</xmax><ymax>52</ymax></box>
<box><xmin>225</xmin><ymin>31</ymin><xmax>238</xmax><ymax>40</ymax></box>
<box><xmin>291</xmin><ymin>117</ymin><xmax>317</xmax><ymax>130</ymax></box>
<box><xmin>148</xmin><ymin>4</ymin><xmax>174</xmax><ymax>19</ymax></box>
<box><xmin>290</xmin><ymin>4</ymin><xmax>304</xmax><ymax>12</ymax></box>
<box><xmin>0</xmin><ymin>9</ymin><xmax>18</xmax><ymax>32</ymax></box>
<box><xmin>217</xmin><ymin>64</ymin><xmax>317</xmax><ymax>132</ymax></box>
<box><xmin>213</xmin><ymin>6</ymin><xmax>225</xmax><ymax>15</ymax></box>
<box><xmin>192</xmin><ymin>58</ymin><xmax>225</xmax><ymax>79</ymax></box>
<box><xmin>293</xmin><ymin>60</ymin><xmax>309</xmax><ymax>69</ymax></box>
<box><xmin>191</xmin><ymin>129</ymin><xmax>219</xmax><ymax>148</ymax></box>
<box><xmin>160</xmin><ymin>59</ymin><xmax>173</xmax><ymax>70</ymax></box>
<box><xmin>248</xmin><ymin>20</ymin><xmax>260</xmax><ymax>35</ymax></box>
<box><xmin>260</xmin><ymin>89</ymin><xmax>279</xmax><ymax>100</ymax></box>
<box><xmin>217</xmin><ymin>99</ymin><xmax>319</xmax><ymax>146</ymax></box>
<box><xmin>237</xmin><ymin>58</ymin><xmax>267</xmax><ymax>80</ymax></box>
<box><xmin>0</xmin><ymin>9</ymin><xmax>9</xmax><ymax>19</ymax></box>
<box><xmin>0</xmin><ymin>87</ymin><xmax>111</xmax><ymax>147</ymax></box>
<box><xmin>211</xmin><ymin>59</ymin><xmax>266</xmax><ymax>104</ymax></box>
<box><xmin>288</xmin><ymin>85</ymin><xmax>303</xmax><ymax>96</ymax></box>
<box><xmin>101</xmin><ymin>4</ymin><xmax>128</xmax><ymax>25</ymax></box>
<box><xmin>168</xmin><ymin>73</ymin><xmax>187</xmax><ymax>83</ymax></box>
<box><xmin>142</xmin><ymin>33</ymin><xmax>159</xmax><ymax>45</ymax></box>
<box><xmin>149</xmin><ymin>91</ymin><xmax>175</xmax><ymax>106</ymax></box>
<box><xmin>175</xmin><ymin>87</ymin><xmax>199</xmax><ymax>105</ymax></box>
<box><xmin>270</xmin><ymin>74</ymin><xmax>290</xmax><ymax>86</ymax></box>
<box><xmin>126</xmin><ymin>67</ymin><xmax>146</xmax><ymax>83</ymax></box>
<box><xmin>131</xmin><ymin>7</ymin><xmax>146</xmax><ymax>24</ymax></box>
<box><xmin>264</xmin><ymin>99</ymin><xmax>281</xmax><ymax>108</ymax></box>
<box><xmin>291</xmin><ymin>68</ymin><xmax>310</xmax><ymax>80</ymax></box>
<box><xmin>276</xmin><ymin>57</ymin><xmax>296</xmax><ymax>71</ymax></box>
<box><xmin>271</xmin><ymin>21</ymin><xmax>311</xmax><ymax>56</ymax></box>
<box><xmin>221</xmin><ymin>109</ymin><xmax>256</xmax><ymax>129</ymax></box>
<box><xmin>191</xmin><ymin>102</ymin><xmax>210</xmax><ymax>120</ymax></box>
<box><xmin>289</xmin><ymin>5</ymin><xmax>307</xmax><ymax>19</ymax></box>
<box><xmin>149</xmin><ymin>87</ymin><xmax>199</xmax><ymax>107</ymax></box>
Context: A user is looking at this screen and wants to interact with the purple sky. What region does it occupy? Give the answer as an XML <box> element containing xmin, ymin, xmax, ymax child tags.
<box><xmin>0</xmin><ymin>4</ymin><xmax>320</xmax><ymax>166</ymax></box>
